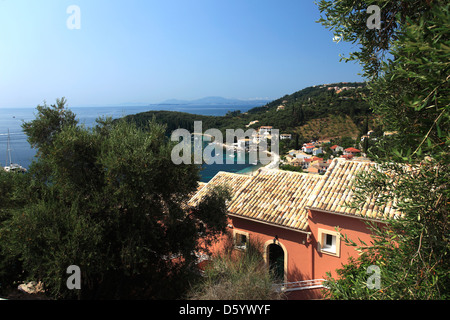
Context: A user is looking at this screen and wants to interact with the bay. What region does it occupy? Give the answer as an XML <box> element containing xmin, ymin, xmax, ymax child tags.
<box><xmin>0</xmin><ymin>104</ymin><xmax>263</xmax><ymax>182</ymax></box>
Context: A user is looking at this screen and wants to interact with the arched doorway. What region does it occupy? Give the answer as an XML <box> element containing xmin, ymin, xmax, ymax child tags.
<box><xmin>267</xmin><ymin>243</ymin><xmax>285</xmax><ymax>281</ymax></box>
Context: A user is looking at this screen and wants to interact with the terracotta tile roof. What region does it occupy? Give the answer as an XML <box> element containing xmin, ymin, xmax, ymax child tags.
<box><xmin>188</xmin><ymin>159</ymin><xmax>401</xmax><ymax>232</ymax></box>
<box><xmin>186</xmin><ymin>182</ymin><xmax>208</xmax><ymax>204</ymax></box>
<box><xmin>188</xmin><ymin>172</ymin><xmax>252</xmax><ymax>207</ymax></box>
<box><xmin>197</xmin><ymin>182</ymin><xmax>207</xmax><ymax>191</ymax></box>
<box><xmin>189</xmin><ymin>169</ymin><xmax>323</xmax><ymax>232</ymax></box>
<box><xmin>227</xmin><ymin>169</ymin><xmax>323</xmax><ymax>231</ymax></box>
<box><xmin>307</xmin><ymin>159</ymin><xmax>400</xmax><ymax>221</ymax></box>
<box><xmin>345</xmin><ymin>147</ymin><xmax>361</xmax><ymax>153</ymax></box>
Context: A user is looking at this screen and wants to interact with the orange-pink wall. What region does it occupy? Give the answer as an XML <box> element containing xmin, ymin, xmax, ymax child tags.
<box><xmin>206</xmin><ymin>212</ymin><xmax>380</xmax><ymax>299</ymax></box>
<box><xmin>308</xmin><ymin>209</ymin><xmax>380</xmax><ymax>280</ymax></box>
<box><xmin>230</xmin><ymin>217</ymin><xmax>313</xmax><ymax>282</ymax></box>
<box><xmin>230</xmin><ymin>213</ymin><xmax>378</xmax><ymax>282</ymax></box>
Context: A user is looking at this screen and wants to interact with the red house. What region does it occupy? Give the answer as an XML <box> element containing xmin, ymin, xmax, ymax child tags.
<box><xmin>302</xmin><ymin>143</ymin><xmax>315</xmax><ymax>153</ymax></box>
<box><xmin>330</xmin><ymin>145</ymin><xmax>344</xmax><ymax>154</ymax></box>
<box><xmin>343</xmin><ymin>147</ymin><xmax>361</xmax><ymax>156</ymax></box>
<box><xmin>189</xmin><ymin>158</ymin><xmax>400</xmax><ymax>299</ymax></box>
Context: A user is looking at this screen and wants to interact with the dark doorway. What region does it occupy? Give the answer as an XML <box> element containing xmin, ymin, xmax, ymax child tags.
<box><xmin>268</xmin><ymin>244</ymin><xmax>284</xmax><ymax>281</ymax></box>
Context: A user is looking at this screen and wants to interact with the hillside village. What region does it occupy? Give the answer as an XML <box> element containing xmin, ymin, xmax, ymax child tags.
<box><xmin>225</xmin><ymin>82</ymin><xmax>379</xmax><ymax>176</ymax></box>
<box><xmin>0</xmin><ymin>82</ymin><xmax>403</xmax><ymax>301</ymax></box>
<box><xmin>235</xmin><ymin>122</ymin><xmax>375</xmax><ymax>176</ymax></box>
<box><xmin>0</xmin><ymin>0</ymin><xmax>447</xmax><ymax>304</ymax></box>
<box><xmin>183</xmin><ymin>104</ymin><xmax>403</xmax><ymax>300</ymax></box>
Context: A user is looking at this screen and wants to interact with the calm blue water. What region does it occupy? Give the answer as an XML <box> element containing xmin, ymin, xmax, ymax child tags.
<box><xmin>0</xmin><ymin>104</ymin><xmax>262</xmax><ymax>182</ymax></box>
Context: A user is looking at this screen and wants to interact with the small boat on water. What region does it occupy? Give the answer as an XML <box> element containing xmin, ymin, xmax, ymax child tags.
<box><xmin>4</xmin><ymin>163</ymin><xmax>27</xmax><ymax>173</ymax></box>
<box><xmin>3</xmin><ymin>129</ymin><xmax>27</xmax><ymax>173</ymax></box>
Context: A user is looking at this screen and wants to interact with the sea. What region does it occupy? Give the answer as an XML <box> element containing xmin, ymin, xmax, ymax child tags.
<box><xmin>0</xmin><ymin>104</ymin><xmax>264</xmax><ymax>182</ymax></box>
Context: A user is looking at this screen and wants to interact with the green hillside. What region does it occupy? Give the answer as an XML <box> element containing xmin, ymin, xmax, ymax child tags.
<box><xmin>244</xmin><ymin>82</ymin><xmax>371</xmax><ymax>135</ymax></box>
<box><xmin>123</xmin><ymin>81</ymin><xmax>374</xmax><ymax>142</ymax></box>
<box><xmin>296</xmin><ymin>114</ymin><xmax>360</xmax><ymax>140</ymax></box>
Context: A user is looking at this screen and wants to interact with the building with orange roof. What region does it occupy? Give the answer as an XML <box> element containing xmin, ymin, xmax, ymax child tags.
<box><xmin>258</xmin><ymin>126</ymin><xmax>273</xmax><ymax>135</ymax></box>
<box><xmin>330</xmin><ymin>145</ymin><xmax>344</xmax><ymax>154</ymax></box>
<box><xmin>188</xmin><ymin>159</ymin><xmax>400</xmax><ymax>299</ymax></box>
<box><xmin>344</xmin><ymin>147</ymin><xmax>361</xmax><ymax>156</ymax></box>
<box><xmin>302</xmin><ymin>143</ymin><xmax>315</xmax><ymax>154</ymax></box>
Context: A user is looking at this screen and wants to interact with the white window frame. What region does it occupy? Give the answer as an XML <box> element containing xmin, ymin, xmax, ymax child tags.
<box><xmin>317</xmin><ymin>228</ymin><xmax>340</xmax><ymax>257</ymax></box>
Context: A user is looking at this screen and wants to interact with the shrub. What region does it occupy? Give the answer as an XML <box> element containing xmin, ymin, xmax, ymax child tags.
<box><xmin>187</xmin><ymin>236</ymin><xmax>285</xmax><ymax>300</ymax></box>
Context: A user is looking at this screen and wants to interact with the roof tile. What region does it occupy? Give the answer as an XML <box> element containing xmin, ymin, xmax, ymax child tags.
<box><xmin>188</xmin><ymin>159</ymin><xmax>402</xmax><ymax>232</ymax></box>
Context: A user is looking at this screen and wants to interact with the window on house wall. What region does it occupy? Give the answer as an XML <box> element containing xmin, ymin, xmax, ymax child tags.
<box><xmin>323</xmin><ymin>234</ymin><xmax>336</xmax><ymax>252</ymax></box>
<box><xmin>318</xmin><ymin>228</ymin><xmax>340</xmax><ymax>257</ymax></box>
<box><xmin>234</xmin><ymin>231</ymin><xmax>248</xmax><ymax>250</ymax></box>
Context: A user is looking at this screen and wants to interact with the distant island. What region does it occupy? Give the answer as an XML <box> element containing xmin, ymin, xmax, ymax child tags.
<box><xmin>152</xmin><ymin>96</ymin><xmax>271</xmax><ymax>106</ymax></box>
<box><xmin>120</xmin><ymin>81</ymin><xmax>378</xmax><ymax>176</ymax></box>
<box><xmin>124</xmin><ymin>82</ymin><xmax>373</xmax><ymax>142</ymax></box>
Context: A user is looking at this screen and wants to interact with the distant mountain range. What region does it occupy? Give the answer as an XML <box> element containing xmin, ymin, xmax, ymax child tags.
<box><xmin>124</xmin><ymin>81</ymin><xmax>373</xmax><ymax>142</ymax></box>
<box><xmin>153</xmin><ymin>96</ymin><xmax>271</xmax><ymax>106</ymax></box>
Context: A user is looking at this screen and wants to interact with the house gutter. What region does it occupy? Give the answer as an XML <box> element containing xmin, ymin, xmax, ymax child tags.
<box><xmin>305</xmin><ymin>207</ymin><xmax>389</xmax><ymax>224</ymax></box>
<box><xmin>227</xmin><ymin>212</ymin><xmax>312</xmax><ymax>236</ymax></box>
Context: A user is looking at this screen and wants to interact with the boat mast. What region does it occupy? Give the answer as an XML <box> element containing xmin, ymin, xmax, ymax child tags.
<box><xmin>6</xmin><ymin>129</ymin><xmax>12</xmax><ymax>167</ymax></box>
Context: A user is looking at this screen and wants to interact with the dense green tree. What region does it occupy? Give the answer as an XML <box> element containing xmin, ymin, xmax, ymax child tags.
<box><xmin>279</xmin><ymin>164</ymin><xmax>303</xmax><ymax>173</ymax></box>
<box><xmin>0</xmin><ymin>170</ymin><xmax>32</xmax><ymax>296</ymax></box>
<box><xmin>0</xmin><ymin>101</ymin><xmax>230</xmax><ymax>299</ymax></box>
<box><xmin>318</xmin><ymin>0</ymin><xmax>449</xmax><ymax>299</ymax></box>
<box><xmin>22</xmin><ymin>97</ymin><xmax>78</xmax><ymax>157</ymax></box>
<box><xmin>331</xmin><ymin>136</ymin><xmax>357</xmax><ymax>149</ymax></box>
<box><xmin>317</xmin><ymin>0</ymin><xmax>439</xmax><ymax>78</ymax></box>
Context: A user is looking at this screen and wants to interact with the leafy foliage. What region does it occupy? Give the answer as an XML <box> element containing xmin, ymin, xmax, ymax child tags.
<box><xmin>0</xmin><ymin>101</ymin><xmax>231</xmax><ymax>299</ymax></box>
<box><xmin>318</xmin><ymin>0</ymin><xmax>449</xmax><ymax>300</ymax></box>
<box><xmin>316</xmin><ymin>0</ymin><xmax>438</xmax><ymax>78</ymax></box>
<box><xmin>187</xmin><ymin>236</ymin><xmax>285</xmax><ymax>300</ymax></box>
<box><xmin>279</xmin><ymin>164</ymin><xmax>303</xmax><ymax>173</ymax></box>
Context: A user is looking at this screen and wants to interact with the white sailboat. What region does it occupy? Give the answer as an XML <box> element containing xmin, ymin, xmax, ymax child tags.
<box><xmin>3</xmin><ymin>129</ymin><xmax>27</xmax><ymax>173</ymax></box>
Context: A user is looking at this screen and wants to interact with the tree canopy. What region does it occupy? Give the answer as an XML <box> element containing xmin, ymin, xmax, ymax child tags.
<box><xmin>318</xmin><ymin>0</ymin><xmax>449</xmax><ymax>299</ymax></box>
<box><xmin>0</xmin><ymin>101</ymin><xmax>230</xmax><ymax>299</ymax></box>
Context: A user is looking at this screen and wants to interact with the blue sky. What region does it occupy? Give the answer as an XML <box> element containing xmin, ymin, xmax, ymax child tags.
<box><xmin>0</xmin><ymin>0</ymin><xmax>364</xmax><ymax>108</ymax></box>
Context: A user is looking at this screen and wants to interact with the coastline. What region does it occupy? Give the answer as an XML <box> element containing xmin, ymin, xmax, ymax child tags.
<box><xmin>195</xmin><ymin>133</ymin><xmax>280</xmax><ymax>178</ymax></box>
